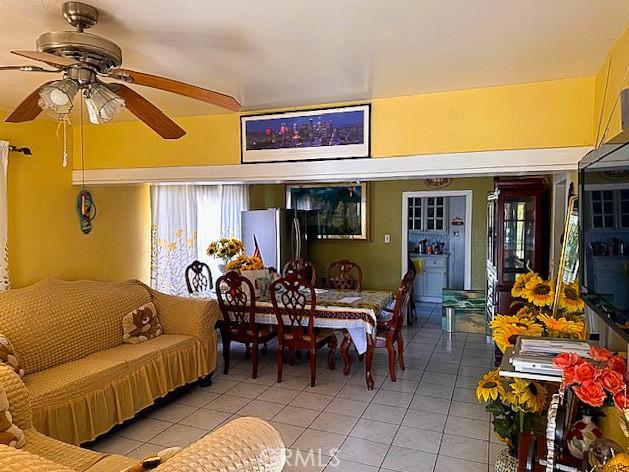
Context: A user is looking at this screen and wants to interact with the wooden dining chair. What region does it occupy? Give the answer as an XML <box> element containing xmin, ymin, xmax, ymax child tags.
<box><xmin>374</xmin><ymin>281</ymin><xmax>410</xmax><ymax>382</ymax></box>
<box><xmin>327</xmin><ymin>259</ymin><xmax>363</xmax><ymax>290</ymax></box>
<box><xmin>185</xmin><ymin>260</ymin><xmax>213</xmax><ymax>295</ymax></box>
<box><xmin>378</xmin><ymin>271</ymin><xmax>413</xmax><ymax>327</ymax></box>
<box><xmin>215</xmin><ymin>271</ymin><xmax>277</xmax><ymax>379</ymax></box>
<box><xmin>283</xmin><ymin>258</ymin><xmax>317</xmax><ymax>286</ymax></box>
<box><xmin>405</xmin><ymin>257</ymin><xmax>417</xmax><ymax>325</ymax></box>
<box><xmin>270</xmin><ymin>272</ymin><xmax>337</xmax><ymax>387</ymax></box>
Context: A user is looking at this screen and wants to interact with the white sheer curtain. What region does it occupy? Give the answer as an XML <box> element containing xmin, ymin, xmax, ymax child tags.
<box><xmin>150</xmin><ymin>185</ymin><xmax>198</xmax><ymax>295</ymax></box>
<box><xmin>151</xmin><ymin>184</ymin><xmax>249</xmax><ymax>294</ymax></box>
<box><xmin>196</xmin><ymin>185</ymin><xmax>250</xmax><ymax>279</ymax></box>
<box><xmin>0</xmin><ymin>142</ymin><xmax>8</xmax><ymax>291</ymax></box>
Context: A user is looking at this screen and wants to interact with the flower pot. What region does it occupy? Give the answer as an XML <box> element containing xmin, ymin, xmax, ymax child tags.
<box><xmin>217</xmin><ymin>263</ymin><xmax>227</xmax><ymax>274</ymax></box>
<box><xmin>495</xmin><ymin>447</ymin><xmax>518</xmax><ymax>472</ymax></box>
<box><xmin>240</xmin><ymin>269</ymin><xmax>271</xmax><ymax>298</ymax></box>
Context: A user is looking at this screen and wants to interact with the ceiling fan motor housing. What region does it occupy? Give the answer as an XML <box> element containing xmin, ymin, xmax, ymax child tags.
<box><xmin>36</xmin><ymin>31</ymin><xmax>122</xmax><ymax>73</ymax></box>
<box><xmin>36</xmin><ymin>2</ymin><xmax>121</xmax><ymax>74</ymax></box>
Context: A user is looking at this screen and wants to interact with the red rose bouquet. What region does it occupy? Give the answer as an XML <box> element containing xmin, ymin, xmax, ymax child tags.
<box><xmin>553</xmin><ymin>346</ymin><xmax>629</xmax><ymax>434</ymax></box>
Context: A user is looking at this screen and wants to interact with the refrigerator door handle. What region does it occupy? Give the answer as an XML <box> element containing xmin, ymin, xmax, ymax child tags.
<box><xmin>295</xmin><ymin>217</ymin><xmax>302</xmax><ymax>258</ymax></box>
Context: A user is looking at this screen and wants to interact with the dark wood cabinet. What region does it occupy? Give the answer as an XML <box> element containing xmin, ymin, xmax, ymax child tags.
<box><xmin>486</xmin><ymin>178</ymin><xmax>550</xmax><ymax>318</ymax></box>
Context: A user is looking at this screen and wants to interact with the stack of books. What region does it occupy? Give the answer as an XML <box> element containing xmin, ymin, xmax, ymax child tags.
<box><xmin>511</xmin><ymin>337</ymin><xmax>590</xmax><ymax>377</ymax></box>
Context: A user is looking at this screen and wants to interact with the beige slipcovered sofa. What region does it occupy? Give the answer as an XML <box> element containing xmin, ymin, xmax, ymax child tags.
<box><xmin>0</xmin><ymin>279</ymin><xmax>218</xmax><ymax>445</ymax></box>
<box><xmin>0</xmin><ymin>364</ymin><xmax>286</xmax><ymax>471</ymax></box>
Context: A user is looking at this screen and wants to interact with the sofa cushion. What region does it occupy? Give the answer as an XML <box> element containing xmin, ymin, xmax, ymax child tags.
<box><xmin>0</xmin><ymin>279</ymin><xmax>152</xmax><ymax>374</ymax></box>
<box><xmin>25</xmin><ymin>355</ymin><xmax>128</xmax><ymax>412</ymax></box>
<box><xmin>26</xmin><ymin>335</ymin><xmax>204</xmax><ymax>445</ymax></box>
<box><xmin>123</xmin><ymin>302</ymin><xmax>163</xmax><ymax>345</ymax></box>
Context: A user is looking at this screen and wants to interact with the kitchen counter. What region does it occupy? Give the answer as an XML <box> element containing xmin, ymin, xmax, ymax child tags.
<box><xmin>410</xmin><ymin>253</ymin><xmax>449</xmax><ymax>303</ymax></box>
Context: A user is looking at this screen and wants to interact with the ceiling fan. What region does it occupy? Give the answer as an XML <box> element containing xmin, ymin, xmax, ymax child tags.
<box><xmin>0</xmin><ymin>1</ymin><xmax>241</xmax><ymax>139</ymax></box>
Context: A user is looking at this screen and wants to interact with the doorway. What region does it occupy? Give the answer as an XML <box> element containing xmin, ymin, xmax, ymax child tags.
<box><xmin>401</xmin><ymin>190</ymin><xmax>473</xmax><ymax>302</ymax></box>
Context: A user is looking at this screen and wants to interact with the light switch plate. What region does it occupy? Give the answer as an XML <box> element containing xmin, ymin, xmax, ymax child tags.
<box><xmin>384</xmin><ymin>234</ymin><xmax>391</xmax><ymax>243</ymax></box>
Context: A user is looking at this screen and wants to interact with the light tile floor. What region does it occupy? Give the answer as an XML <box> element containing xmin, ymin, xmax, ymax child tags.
<box><xmin>88</xmin><ymin>303</ymin><xmax>501</xmax><ymax>471</ymax></box>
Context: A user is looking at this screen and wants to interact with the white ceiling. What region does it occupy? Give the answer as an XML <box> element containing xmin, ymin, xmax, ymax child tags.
<box><xmin>0</xmin><ymin>0</ymin><xmax>627</xmax><ymax>118</ymax></box>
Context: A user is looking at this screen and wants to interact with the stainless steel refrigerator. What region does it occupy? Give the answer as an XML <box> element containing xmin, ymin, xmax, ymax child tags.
<box><xmin>241</xmin><ymin>209</ymin><xmax>309</xmax><ymax>271</ymax></box>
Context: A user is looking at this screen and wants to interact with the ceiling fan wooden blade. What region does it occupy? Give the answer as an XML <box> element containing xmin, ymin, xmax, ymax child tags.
<box><xmin>111</xmin><ymin>84</ymin><xmax>186</xmax><ymax>139</ymax></box>
<box><xmin>10</xmin><ymin>50</ymin><xmax>78</xmax><ymax>68</ymax></box>
<box><xmin>112</xmin><ymin>69</ymin><xmax>240</xmax><ymax>111</ymax></box>
<box><xmin>4</xmin><ymin>81</ymin><xmax>52</xmax><ymax>122</ymax></box>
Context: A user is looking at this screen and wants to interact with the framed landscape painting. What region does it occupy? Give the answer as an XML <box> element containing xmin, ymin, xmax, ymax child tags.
<box><xmin>286</xmin><ymin>182</ymin><xmax>368</xmax><ymax>240</ymax></box>
<box><xmin>240</xmin><ymin>104</ymin><xmax>370</xmax><ymax>164</ymax></box>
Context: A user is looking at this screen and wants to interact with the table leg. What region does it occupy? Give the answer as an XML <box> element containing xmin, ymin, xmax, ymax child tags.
<box><xmin>340</xmin><ymin>331</ymin><xmax>352</xmax><ymax>375</ymax></box>
<box><xmin>365</xmin><ymin>334</ymin><xmax>375</xmax><ymax>390</ymax></box>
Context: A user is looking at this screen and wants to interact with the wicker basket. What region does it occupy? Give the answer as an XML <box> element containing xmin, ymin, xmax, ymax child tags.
<box><xmin>495</xmin><ymin>447</ymin><xmax>518</xmax><ymax>472</ymax></box>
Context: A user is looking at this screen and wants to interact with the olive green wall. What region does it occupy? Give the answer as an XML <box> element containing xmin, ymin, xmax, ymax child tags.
<box><xmin>250</xmin><ymin>177</ymin><xmax>494</xmax><ymax>291</ymax></box>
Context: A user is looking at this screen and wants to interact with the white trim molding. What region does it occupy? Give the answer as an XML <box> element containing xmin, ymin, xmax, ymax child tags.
<box><xmin>72</xmin><ymin>146</ymin><xmax>591</xmax><ymax>185</ymax></box>
<box><xmin>401</xmin><ymin>190</ymin><xmax>473</xmax><ymax>292</ymax></box>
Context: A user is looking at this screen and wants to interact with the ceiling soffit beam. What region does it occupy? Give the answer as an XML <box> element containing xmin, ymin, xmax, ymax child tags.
<box><xmin>71</xmin><ymin>146</ymin><xmax>591</xmax><ymax>186</ymax></box>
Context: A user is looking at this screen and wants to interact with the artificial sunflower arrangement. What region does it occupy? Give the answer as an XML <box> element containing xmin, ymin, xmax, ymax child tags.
<box><xmin>206</xmin><ymin>238</ymin><xmax>244</xmax><ymax>264</ymax></box>
<box><xmin>475</xmin><ymin>272</ymin><xmax>588</xmax><ymax>458</ymax></box>
<box><xmin>225</xmin><ymin>255</ymin><xmax>264</xmax><ymax>272</ymax></box>
<box><xmin>490</xmin><ymin>272</ymin><xmax>586</xmax><ymax>354</ymax></box>
<box><xmin>491</xmin><ymin>315</ymin><xmax>544</xmax><ymax>353</ymax></box>
<box><xmin>522</xmin><ymin>275</ymin><xmax>555</xmax><ymax>307</ymax></box>
<box><xmin>477</xmin><ymin>370</ymin><xmax>548</xmax><ymax>455</ymax></box>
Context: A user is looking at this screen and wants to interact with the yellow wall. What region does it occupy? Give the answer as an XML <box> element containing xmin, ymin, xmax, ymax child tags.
<box><xmin>75</xmin><ymin>76</ymin><xmax>594</xmax><ymax>170</ymax></box>
<box><xmin>2</xmin><ymin>118</ymin><xmax>151</xmax><ymax>287</ymax></box>
<box><xmin>250</xmin><ymin>178</ymin><xmax>494</xmax><ymax>291</ymax></box>
<box><xmin>594</xmin><ymin>25</ymin><xmax>629</xmax><ymax>145</ymax></box>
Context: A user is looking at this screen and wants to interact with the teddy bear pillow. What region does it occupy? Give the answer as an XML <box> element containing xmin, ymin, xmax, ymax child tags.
<box><xmin>122</xmin><ymin>302</ymin><xmax>163</xmax><ymax>345</ymax></box>
<box><xmin>0</xmin><ymin>336</ymin><xmax>24</xmax><ymax>378</ymax></box>
<box><xmin>0</xmin><ymin>385</ymin><xmax>25</xmax><ymax>449</ymax></box>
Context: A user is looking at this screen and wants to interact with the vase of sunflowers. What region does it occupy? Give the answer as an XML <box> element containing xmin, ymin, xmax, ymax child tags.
<box><xmin>477</xmin><ymin>370</ymin><xmax>549</xmax><ymax>462</ymax></box>
<box><xmin>225</xmin><ymin>255</ymin><xmax>271</xmax><ymax>297</ymax></box>
<box><xmin>491</xmin><ymin>272</ymin><xmax>585</xmax><ymax>354</ymax></box>
<box><xmin>206</xmin><ymin>238</ymin><xmax>245</xmax><ymax>273</ymax></box>
<box><xmin>478</xmin><ymin>271</ymin><xmax>587</xmax><ymax>467</ymax></box>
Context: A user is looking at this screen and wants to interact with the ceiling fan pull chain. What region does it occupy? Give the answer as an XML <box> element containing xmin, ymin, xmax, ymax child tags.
<box><xmin>55</xmin><ymin>117</ymin><xmax>70</xmax><ymax>167</ymax></box>
<box><xmin>62</xmin><ymin>118</ymin><xmax>68</xmax><ymax>167</ymax></box>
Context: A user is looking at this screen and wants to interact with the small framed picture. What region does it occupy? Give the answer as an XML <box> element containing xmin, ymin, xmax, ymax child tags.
<box><xmin>240</xmin><ymin>104</ymin><xmax>370</xmax><ymax>164</ymax></box>
<box><xmin>286</xmin><ymin>182</ymin><xmax>369</xmax><ymax>240</ymax></box>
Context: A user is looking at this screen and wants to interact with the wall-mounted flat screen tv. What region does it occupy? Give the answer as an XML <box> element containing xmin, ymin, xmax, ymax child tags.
<box><xmin>579</xmin><ymin>141</ymin><xmax>629</xmax><ymax>320</ymax></box>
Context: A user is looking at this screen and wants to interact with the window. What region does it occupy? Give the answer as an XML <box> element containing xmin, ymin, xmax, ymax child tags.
<box><xmin>150</xmin><ymin>184</ymin><xmax>249</xmax><ymax>295</ymax></box>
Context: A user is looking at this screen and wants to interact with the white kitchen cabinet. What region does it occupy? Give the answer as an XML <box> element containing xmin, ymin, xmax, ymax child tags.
<box><xmin>413</xmin><ymin>255</ymin><xmax>449</xmax><ymax>303</ymax></box>
<box><xmin>406</xmin><ymin>196</ymin><xmax>448</xmax><ymax>232</ymax></box>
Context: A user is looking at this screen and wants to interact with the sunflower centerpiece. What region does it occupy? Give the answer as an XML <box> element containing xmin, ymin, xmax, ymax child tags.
<box><xmin>477</xmin><ymin>370</ymin><xmax>548</xmax><ymax>456</ymax></box>
<box><xmin>206</xmin><ymin>238</ymin><xmax>245</xmax><ymax>270</ymax></box>
<box><xmin>491</xmin><ymin>272</ymin><xmax>586</xmax><ymax>354</ymax></box>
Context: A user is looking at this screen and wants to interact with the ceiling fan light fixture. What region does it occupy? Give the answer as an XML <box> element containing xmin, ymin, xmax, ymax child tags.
<box><xmin>38</xmin><ymin>79</ymin><xmax>78</xmax><ymax>117</ymax></box>
<box><xmin>85</xmin><ymin>83</ymin><xmax>125</xmax><ymax>124</ymax></box>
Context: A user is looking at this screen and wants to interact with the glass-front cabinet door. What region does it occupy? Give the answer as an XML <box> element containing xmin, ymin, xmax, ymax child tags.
<box><xmin>407</xmin><ymin>196</ymin><xmax>447</xmax><ymax>232</ymax></box>
<box><xmin>502</xmin><ymin>196</ymin><xmax>537</xmax><ymax>282</ymax></box>
<box><xmin>425</xmin><ymin>197</ymin><xmax>446</xmax><ymax>231</ymax></box>
<box><xmin>408</xmin><ymin>197</ymin><xmax>423</xmax><ymax>230</ymax></box>
<box><xmin>488</xmin><ymin>178</ymin><xmax>549</xmax><ymax>316</ymax></box>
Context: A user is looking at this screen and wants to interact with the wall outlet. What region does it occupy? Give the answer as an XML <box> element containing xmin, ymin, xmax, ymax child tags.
<box><xmin>384</xmin><ymin>234</ymin><xmax>391</xmax><ymax>244</ymax></box>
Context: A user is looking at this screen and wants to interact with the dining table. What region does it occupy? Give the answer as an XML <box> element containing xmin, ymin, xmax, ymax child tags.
<box><xmin>207</xmin><ymin>288</ymin><xmax>392</xmax><ymax>390</ymax></box>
